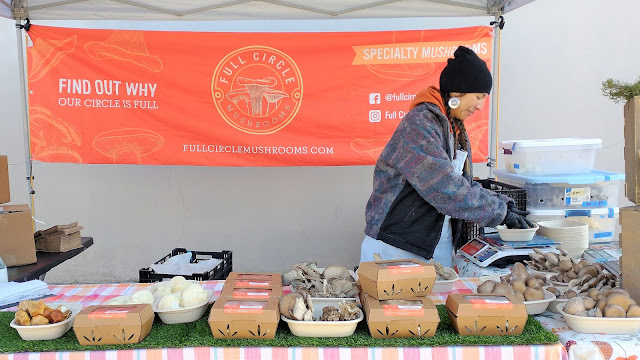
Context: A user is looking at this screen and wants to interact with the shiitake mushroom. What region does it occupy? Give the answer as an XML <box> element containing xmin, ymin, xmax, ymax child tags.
<box><xmin>604</xmin><ymin>304</ymin><xmax>627</xmax><ymax>318</ymax></box>
<box><xmin>607</xmin><ymin>293</ymin><xmax>634</xmax><ymax>312</ymax></box>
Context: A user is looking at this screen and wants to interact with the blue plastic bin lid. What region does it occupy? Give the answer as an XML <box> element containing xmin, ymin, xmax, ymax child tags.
<box><xmin>494</xmin><ymin>169</ymin><xmax>625</xmax><ymax>184</ymax></box>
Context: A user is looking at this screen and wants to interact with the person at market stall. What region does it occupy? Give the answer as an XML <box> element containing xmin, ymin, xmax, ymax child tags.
<box><xmin>361</xmin><ymin>46</ymin><xmax>533</xmax><ymax>268</ymax></box>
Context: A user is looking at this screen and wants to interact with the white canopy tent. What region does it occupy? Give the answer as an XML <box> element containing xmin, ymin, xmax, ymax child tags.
<box><xmin>1</xmin><ymin>1</ymin><xmax>533</xmax><ymax>20</ymax></box>
<box><xmin>1</xmin><ymin>0</ymin><xmax>536</xmax><ymax>194</ymax></box>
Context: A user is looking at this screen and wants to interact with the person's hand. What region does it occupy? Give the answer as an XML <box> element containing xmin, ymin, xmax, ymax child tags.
<box><xmin>502</xmin><ymin>203</ymin><xmax>534</xmax><ymax>229</ymax></box>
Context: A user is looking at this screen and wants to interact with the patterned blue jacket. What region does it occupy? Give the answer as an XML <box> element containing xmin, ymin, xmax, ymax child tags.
<box><xmin>364</xmin><ymin>101</ymin><xmax>510</xmax><ymax>259</ymax></box>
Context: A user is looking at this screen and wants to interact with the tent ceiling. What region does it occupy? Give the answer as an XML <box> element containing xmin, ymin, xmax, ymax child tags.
<box><xmin>2</xmin><ymin>0</ymin><xmax>534</xmax><ymax>21</ymax></box>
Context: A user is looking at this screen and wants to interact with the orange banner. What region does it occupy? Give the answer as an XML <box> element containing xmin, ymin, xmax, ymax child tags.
<box><xmin>26</xmin><ymin>25</ymin><xmax>492</xmax><ymax>166</ymax></box>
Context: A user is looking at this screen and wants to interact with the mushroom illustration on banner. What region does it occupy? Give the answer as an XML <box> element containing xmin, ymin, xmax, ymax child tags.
<box><xmin>366</xmin><ymin>31</ymin><xmax>435</xmax><ymax>81</ymax></box>
<box><xmin>226</xmin><ymin>77</ymin><xmax>289</xmax><ymax>117</ymax></box>
<box><xmin>29</xmin><ymin>105</ymin><xmax>83</xmax><ymax>163</ymax></box>
<box><xmin>93</xmin><ymin>128</ymin><xmax>164</xmax><ymax>164</ymax></box>
<box><xmin>85</xmin><ymin>30</ymin><xmax>163</xmax><ymax>72</ymax></box>
<box><xmin>350</xmin><ymin>138</ymin><xmax>390</xmax><ymax>161</ymax></box>
<box><xmin>28</xmin><ymin>35</ymin><xmax>76</xmax><ymax>82</ymax></box>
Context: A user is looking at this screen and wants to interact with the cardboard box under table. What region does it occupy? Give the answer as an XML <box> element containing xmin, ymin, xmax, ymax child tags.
<box><xmin>360</xmin><ymin>292</ymin><xmax>439</xmax><ymax>338</ymax></box>
<box><xmin>73</xmin><ymin>304</ymin><xmax>154</xmax><ymax>345</ymax></box>
<box><xmin>445</xmin><ymin>293</ymin><xmax>527</xmax><ymax>336</ymax></box>
<box><xmin>357</xmin><ymin>259</ymin><xmax>436</xmax><ymax>300</ymax></box>
<box><xmin>0</xmin><ymin>155</ymin><xmax>8</xmax><ymax>204</ymax></box>
<box><xmin>223</xmin><ymin>272</ymin><xmax>283</xmax><ymax>289</ymax></box>
<box><xmin>209</xmin><ymin>298</ymin><xmax>279</xmax><ymax>339</ymax></box>
<box><xmin>620</xmin><ymin>205</ymin><xmax>640</xmax><ymax>302</ymax></box>
<box><xmin>0</xmin><ymin>204</ymin><xmax>36</xmax><ymax>267</ymax></box>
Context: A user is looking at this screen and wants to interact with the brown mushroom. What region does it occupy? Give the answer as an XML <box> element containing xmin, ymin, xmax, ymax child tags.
<box><xmin>604</xmin><ymin>304</ymin><xmax>627</xmax><ymax>318</ymax></box>
<box><xmin>279</xmin><ymin>293</ymin><xmax>303</xmax><ymax>320</ymax></box>
<box><xmin>93</xmin><ymin>128</ymin><xmax>164</xmax><ymax>164</ymax></box>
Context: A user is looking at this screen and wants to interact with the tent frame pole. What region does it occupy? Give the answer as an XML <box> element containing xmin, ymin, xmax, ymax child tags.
<box><xmin>488</xmin><ymin>12</ymin><xmax>502</xmax><ymax>177</ymax></box>
<box><xmin>15</xmin><ymin>21</ymin><xmax>34</xmax><ymax>197</ymax></box>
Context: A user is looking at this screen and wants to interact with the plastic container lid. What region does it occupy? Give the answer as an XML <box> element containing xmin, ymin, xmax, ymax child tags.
<box><xmin>501</xmin><ymin>138</ymin><xmax>602</xmax><ymax>151</ymax></box>
<box><xmin>528</xmin><ymin>207</ymin><xmax>619</xmax><ymax>217</ymax></box>
<box><xmin>493</xmin><ymin>169</ymin><xmax>624</xmax><ymax>184</ymax></box>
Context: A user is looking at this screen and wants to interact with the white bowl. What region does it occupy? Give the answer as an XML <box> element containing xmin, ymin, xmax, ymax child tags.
<box><xmin>526</xmin><ymin>266</ymin><xmax>555</xmax><ymax>278</ymax></box>
<box><xmin>556</xmin><ymin>303</ymin><xmax>640</xmax><ymax>334</ymax></box>
<box><xmin>152</xmin><ymin>290</ymin><xmax>213</xmax><ymax>324</ymax></box>
<box><xmin>495</xmin><ymin>224</ymin><xmax>539</xmax><ymax>242</ymax></box>
<box><xmin>523</xmin><ymin>289</ymin><xmax>555</xmax><ymax>315</ymax></box>
<box><xmin>544</xmin><ymin>285</ymin><xmax>571</xmax><ymax>313</ymax></box>
<box><xmin>281</xmin><ymin>308</ymin><xmax>364</xmax><ymax>337</ymax></box>
<box><xmin>432</xmin><ymin>267</ymin><xmax>459</xmax><ymax>293</ymax></box>
<box><xmin>10</xmin><ymin>302</ymin><xmax>83</xmax><ymax>341</ymax></box>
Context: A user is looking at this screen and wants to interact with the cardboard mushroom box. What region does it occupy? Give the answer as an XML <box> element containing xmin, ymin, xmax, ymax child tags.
<box><xmin>219</xmin><ymin>285</ymin><xmax>283</xmax><ymax>300</ymax></box>
<box><xmin>224</xmin><ymin>272</ymin><xmax>283</xmax><ymax>289</ymax></box>
<box><xmin>357</xmin><ymin>259</ymin><xmax>436</xmax><ymax>300</ymax></box>
<box><xmin>73</xmin><ymin>304</ymin><xmax>154</xmax><ymax>345</ymax></box>
<box><xmin>208</xmin><ymin>298</ymin><xmax>279</xmax><ymax>339</ymax></box>
<box><xmin>445</xmin><ymin>293</ymin><xmax>527</xmax><ymax>336</ymax></box>
<box><xmin>360</xmin><ymin>292</ymin><xmax>439</xmax><ymax>338</ymax></box>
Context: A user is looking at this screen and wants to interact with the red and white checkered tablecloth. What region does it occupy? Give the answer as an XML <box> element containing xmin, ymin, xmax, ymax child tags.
<box><xmin>1</xmin><ymin>279</ymin><xmax>569</xmax><ymax>360</ymax></box>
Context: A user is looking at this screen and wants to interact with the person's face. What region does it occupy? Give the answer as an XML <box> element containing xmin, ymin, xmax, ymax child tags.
<box><xmin>450</xmin><ymin>92</ymin><xmax>488</xmax><ymax>120</ymax></box>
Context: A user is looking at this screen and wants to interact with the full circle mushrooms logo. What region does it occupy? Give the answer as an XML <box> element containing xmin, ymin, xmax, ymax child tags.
<box><xmin>212</xmin><ymin>46</ymin><xmax>303</xmax><ymax>134</ymax></box>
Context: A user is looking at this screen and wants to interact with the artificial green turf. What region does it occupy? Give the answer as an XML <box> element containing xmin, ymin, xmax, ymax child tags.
<box><xmin>0</xmin><ymin>305</ymin><xmax>558</xmax><ymax>353</ymax></box>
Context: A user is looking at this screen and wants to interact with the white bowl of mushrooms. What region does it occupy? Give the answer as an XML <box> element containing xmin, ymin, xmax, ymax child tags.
<box><xmin>557</xmin><ymin>288</ymin><xmax>640</xmax><ymax>334</ymax></box>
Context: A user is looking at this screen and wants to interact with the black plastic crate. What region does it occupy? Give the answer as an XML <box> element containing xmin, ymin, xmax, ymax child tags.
<box><xmin>139</xmin><ymin>248</ymin><xmax>232</xmax><ymax>283</ymax></box>
<box><xmin>460</xmin><ymin>179</ymin><xmax>527</xmax><ymax>243</ymax></box>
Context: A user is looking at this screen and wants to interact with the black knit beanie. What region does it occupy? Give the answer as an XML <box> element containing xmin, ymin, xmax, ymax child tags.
<box><xmin>439</xmin><ymin>46</ymin><xmax>492</xmax><ymax>94</ymax></box>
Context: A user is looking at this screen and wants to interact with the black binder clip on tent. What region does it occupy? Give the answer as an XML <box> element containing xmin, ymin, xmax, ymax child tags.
<box><xmin>490</xmin><ymin>15</ymin><xmax>506</xmax><ymax>30</ymax></box>
<box><xmin>16</xmin><ymin>18</ymin><xmax>30</xmax><ymax>31</ymax></box>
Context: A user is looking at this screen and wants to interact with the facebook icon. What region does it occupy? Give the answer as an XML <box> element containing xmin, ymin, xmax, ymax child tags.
<box><xmin>369</xmin><ymin>93</ymin><xmax>381</xmax><ymax>104</ymax></box>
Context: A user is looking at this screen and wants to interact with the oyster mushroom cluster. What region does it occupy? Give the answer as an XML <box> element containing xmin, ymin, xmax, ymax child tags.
<box><xmin>282</xmin><ymin>262</ymin><xmax>359</xmax><ymax>298</ymax></box>
<box><xmin>278</xmin><ymin>293</ymin><xmax>359</xmax><ymax>322</ymax></box>
<box><xmin>476</xmin><ymin>262</ymin><xmax>547</xmax><ymax>302</ymax></box>
<box><xmin>279</xmin><ymin>292</ymin><xmax>314</xmax><ymax>321</ymax></box>
<box><xmin>320</xmin><ymin>301</ymin><xmax>360</xmax><ymax>321</ymax></box>
<box><xmin>428</xmin><ymin>259</ymin><xmax>457</xmax><ymax>280</ymax></box>
<box><xmin>562</xmin><ymin>287</ymin><xmax>640</xmax><ymax>318</ymax></box>
<box><xmin>524</xmin><ymin>248</ymin><xmax>568</xmax><ymax>273</ymax></box>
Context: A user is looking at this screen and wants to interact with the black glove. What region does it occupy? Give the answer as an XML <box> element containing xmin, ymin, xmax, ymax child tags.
<box><xmin>502</xmin><ymin>203</ymin><xmax>534</xmax><ymax>229</ymax></box>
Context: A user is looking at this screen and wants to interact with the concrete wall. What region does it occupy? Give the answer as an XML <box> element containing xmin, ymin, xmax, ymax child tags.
<box><xmin>0</xmin><ymin>0</ymin><xmax>634</xmax><ymax>283</ymax></box>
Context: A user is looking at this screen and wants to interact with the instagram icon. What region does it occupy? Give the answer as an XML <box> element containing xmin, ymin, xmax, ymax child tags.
<box><xmin>369</xmin><ymin>110</ymin><xmax>381</xmax><ymax>123</ymax></box>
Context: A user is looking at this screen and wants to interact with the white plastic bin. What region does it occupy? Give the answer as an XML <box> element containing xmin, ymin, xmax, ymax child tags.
<box><xmin>494</xmin><ymin>170</ymin><xmax>624</xmax><ymax>210</ymax></box>
<box><xmin>528</xmin><ymin>207</ymin><xmax>619</xmax><ymax>244</ymax></box>
<box><xmin>501</xmin><ymin>138</ymin><xmax>602</xmax><ymax>175</ymax></box>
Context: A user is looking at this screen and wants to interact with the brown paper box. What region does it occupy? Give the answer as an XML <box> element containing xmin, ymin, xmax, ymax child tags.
<box><xmin>223</xmin><ymin>272</ymin><xmax>283</xmax><ymax>289</ymax></box>
<box><xmin>73</xmin><ymin>304</ymin><xmax>154</xmax><ymax>345</ymax></box>
<box><xmin>624</xmin><ymin>97</ymin><xmax>640</xmax><ymax>204</ymax></box>
<box><xmin>619</xmin><ymin>206</ymin><xmax>640</xmax><ymax>302</ymax></box>
<box><xmin>357</xmin><ymin>259</ymin><xmax>436</xmax><ymax>300</ymax></box>
<box><xmin>0</xmin><ymin>204</ymin><xmax>36</xmax><ymax>267</ymax></box>
<box><xmin>360</xmin><ymin>292</ymin><xmax>439</xmax><ymax>338</ymax></box>
<box><xmin>219</xmin><ymin>285</ymin><xmax>283</xmax><ymax>300</ymax></box>
<box><xmin>445</xmin><ymin>293</ymin><xmax>527</xmax><ymax>336</ymax></box>
<box><xmin>0</xmin><ymin>156</ymin><xmax>8</xmax><ymax>204</ymax></box>
<box><xmin>208</xmin><ymin>298</ymin><xmax>279</xmax><ymax>339</ymax></box>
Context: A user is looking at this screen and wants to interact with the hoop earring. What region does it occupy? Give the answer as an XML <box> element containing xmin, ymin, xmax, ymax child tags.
<box><xmin>448</xmin><ymin>97</ymin><xmax>460</xmax><ymax>109</ymax></box>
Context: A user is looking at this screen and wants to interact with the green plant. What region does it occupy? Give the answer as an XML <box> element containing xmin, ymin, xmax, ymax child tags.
<box><xmin>601</xmin><ymin>77</ymin><xmax>640</xmax><ymax>103</ymax></box>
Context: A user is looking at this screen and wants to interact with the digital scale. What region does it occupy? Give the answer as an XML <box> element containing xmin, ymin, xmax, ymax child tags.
<box><xmin>459</xmin><ymin>233</ymin><xmax>559</xmax><ymax>268</ymax></box>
